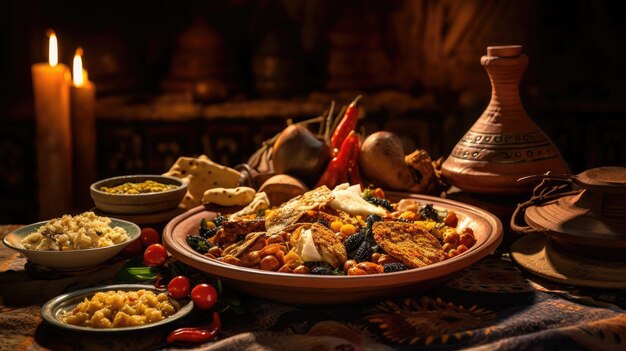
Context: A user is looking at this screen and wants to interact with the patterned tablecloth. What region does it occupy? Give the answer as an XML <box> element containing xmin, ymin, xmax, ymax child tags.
<box><xmin>1</xmin><ymin>225</ymin><xmax>624</xmax><ymax>351</ymax></box>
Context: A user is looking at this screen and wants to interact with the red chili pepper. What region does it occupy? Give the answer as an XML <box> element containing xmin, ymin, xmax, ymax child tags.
<box><xmin>330</xmin><ymin>96</ymin><xmax>361</xmax><ymax>156</ymax></box>
<box><xmin>316</xmin><ymin>132</ymin><xmax>359</xmax><ymax>188</ymax></box>
<box><xmin>167</xmin><ymin>312</ymin><xmax>221</xmax><ymax>344</ymax></box>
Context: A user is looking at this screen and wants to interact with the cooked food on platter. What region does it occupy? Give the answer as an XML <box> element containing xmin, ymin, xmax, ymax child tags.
<box><xmin>20</xmin><ymin>212</ymin><xmax>129</xmax><ymax>251</ymax></box>
<box><xmin>185</xmin><ymin>184</ymin><xmax>477</xmax><ymax>275</ymax></box>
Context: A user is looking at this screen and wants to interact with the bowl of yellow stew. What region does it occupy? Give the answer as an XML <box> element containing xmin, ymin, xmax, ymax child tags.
<box><xmin>90</xmin><ymin>175</ymin><xmax>187</xmax><ymax>215</ymax></box>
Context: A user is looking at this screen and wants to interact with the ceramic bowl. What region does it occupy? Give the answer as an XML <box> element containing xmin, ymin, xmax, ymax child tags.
<box><xmin>41</xmin><ymin>284</ymin><xmax>193</xmax><ymax>332</ymax></box>
<box><xmin>3</xmin><ymin>218</ymin><xmax>140</xmax><ymax>270</ymax></box>
<box><xmin>163</xmin><ymin>192</ymin><xmax>503</xmax><ymax>305</ymax></box>
<box><xmin>90</xmin><ymin>175</ymin><xmax>187</xmax><ymax>215</ymax></box>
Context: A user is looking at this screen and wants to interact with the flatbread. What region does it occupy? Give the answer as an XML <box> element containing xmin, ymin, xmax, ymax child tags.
<box><xmin>164</xmin><ymin>155</ymin><xmax>241</xmax><ymax>209</ymax></box>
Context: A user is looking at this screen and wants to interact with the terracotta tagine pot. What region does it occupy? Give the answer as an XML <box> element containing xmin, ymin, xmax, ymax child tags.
<box><xmin>441</xmin><ymin>45</ymin><xmax>570</xmax><ymax>195</ymax></box>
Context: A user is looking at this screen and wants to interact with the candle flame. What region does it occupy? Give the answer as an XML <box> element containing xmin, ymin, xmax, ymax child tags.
<box><xmin>47</xmin><ymin>30</ymin><xmax>58</xmax><ymax>67</ymax></box>
<box><xmin>73</xmin><ymin>48</ymin><xmax>84</xmax><ymax>86</ymax></box>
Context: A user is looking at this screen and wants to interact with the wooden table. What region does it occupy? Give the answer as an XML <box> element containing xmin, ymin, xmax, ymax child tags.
<box><xmin>1</xmin><ymin>225</ymin><xmax>625</xmax><ymax>350</ymax></box>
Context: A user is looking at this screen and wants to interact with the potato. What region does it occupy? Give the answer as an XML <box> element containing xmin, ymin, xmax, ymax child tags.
<box><xmin>359</xmin><ymin>131</ymin><xmax>416</xmax><ymax>191</ymax></box>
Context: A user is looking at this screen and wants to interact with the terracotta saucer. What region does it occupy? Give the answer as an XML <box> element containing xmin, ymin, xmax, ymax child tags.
<box><xmin>510</xmin><ymin>234</ymin><xmax>626</xmax><ymax>289</ymax></box>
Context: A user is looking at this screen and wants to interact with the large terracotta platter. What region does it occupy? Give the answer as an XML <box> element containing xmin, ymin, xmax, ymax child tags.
<box><xmin>163</xmin><ymin>192</ymin><xmax>502</xmax><ymax>305</ymax></box>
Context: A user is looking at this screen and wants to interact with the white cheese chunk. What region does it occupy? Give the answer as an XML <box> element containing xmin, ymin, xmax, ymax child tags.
<box><xmin>298</xmin><ymin>228</ymin><xmax>323</xmax><ymax>262</ymax></box>
<box><xmin>329</xmin><ymin>183</ymin><xmax>387</xmax><ymax>217</ymax></box>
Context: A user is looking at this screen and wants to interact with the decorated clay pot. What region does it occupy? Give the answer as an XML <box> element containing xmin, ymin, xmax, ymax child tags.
<box><xmin>441</xmin><ymin>45</ymin><xmax>570</xmax><ymax>195</ymax></box>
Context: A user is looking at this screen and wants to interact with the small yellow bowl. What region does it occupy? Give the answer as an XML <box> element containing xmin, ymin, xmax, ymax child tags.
<box><xmin>90</xmin><ymin>175</ymin><xmax>187</xmax><ymax>215</ymax></box>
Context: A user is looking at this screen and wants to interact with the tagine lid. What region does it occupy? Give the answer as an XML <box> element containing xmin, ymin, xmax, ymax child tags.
<box><xmin>524</xmin><ymin>167</ymin><xmax>626</xmax><ymax>248</ymax></box>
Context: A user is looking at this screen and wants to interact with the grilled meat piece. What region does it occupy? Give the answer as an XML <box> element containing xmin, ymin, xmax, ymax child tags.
<box><xmin>372</xmin><ymin>221</ymin><xmax>444</xmax><ymax>268</ymax></box>
<box><xmin>222</xmin><ymin>219</ymin><xmax>266</xmax><ymax>237</ymax></box>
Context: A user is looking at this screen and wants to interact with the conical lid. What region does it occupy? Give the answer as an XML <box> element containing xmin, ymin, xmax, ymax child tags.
<box><xmin>441</xmin><ymin>45</ymin><xmax>570</xmax><ymax>195</ymax></box>
<box><xmin>524</xmin><ymin>167</ymin><xmax>626</xmax><ymax>248</ymax></box>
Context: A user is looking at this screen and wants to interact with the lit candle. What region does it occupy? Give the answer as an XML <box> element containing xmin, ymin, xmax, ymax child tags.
<box><xmin>31</xmin><ymin>30</ymin><xmax>73</xmax><ymax>218</ymax></box>
<box><xmin>70</xmin><ymin>47</ymin><xmax>97</xmax><ymax>209</ymax></box>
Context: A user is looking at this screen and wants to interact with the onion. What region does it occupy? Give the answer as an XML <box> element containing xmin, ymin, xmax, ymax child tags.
<box><xmin>359</xmin><ymin>131</ymin><xmax>416</xmax><ymax>191</ymax></box>
<box><xmin>272</xmin><ymin>124</ymin><xmax>330</xmax><ymax>185</ymax></box>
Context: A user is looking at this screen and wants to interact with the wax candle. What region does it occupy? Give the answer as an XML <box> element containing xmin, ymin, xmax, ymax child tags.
<box><xmin>70</xmin><ymin>48</ymin><xmax>97</xmax><ymax>209</ymax></box>
<box><xmin>31</xmin><ymin>30</ymin><xmax>73</xmax><ymax>219</ymax></box>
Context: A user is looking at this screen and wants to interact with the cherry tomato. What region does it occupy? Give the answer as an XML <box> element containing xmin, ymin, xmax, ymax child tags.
<box><xmin>121</xmin><ymin>238</ymin><xmax>143</xmax><ymax>257</ymax></box>
<box><xmin>167</xmin><ymin>276</ymin><xmax>191</xmax><ymax>299</ymax></box>
<box><xmin>190</xmin><ymin>284</ymin><xmax>218</xmax><ymax>310</ymax></box>
<box><xmin>140</xmin><ymin>227</ymin><xmax>160</xmax><ymax>247</ymax></box>
<box><xmin>143</xmin><ymin>243</ymin><xmax>168</xmax><ymax>267</ymax></box>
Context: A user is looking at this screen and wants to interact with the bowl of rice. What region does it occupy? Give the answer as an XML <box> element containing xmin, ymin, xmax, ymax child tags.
<box><xmin>2</xmin><ymin>212</ymin><xmax>140</xmax><ymax>270</ymax></box>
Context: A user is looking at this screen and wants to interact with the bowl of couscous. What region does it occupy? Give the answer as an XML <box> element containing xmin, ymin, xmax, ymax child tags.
<box><xmin>2</xmin><ymin>212</ymin><xmax>141</xmax><ymax>270</ymax></box>
<box><xmin>90</xmin><ymin>175</ymin><xmax>187</xmax><ymax>215</ymax></box>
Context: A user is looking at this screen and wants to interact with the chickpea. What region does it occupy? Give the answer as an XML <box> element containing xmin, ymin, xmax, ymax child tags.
<box><xmin>259</xmin><ymin>243</ymin><xmax>287</xmax><ymax>257</ymax></box>
<box><xmin>207</xmin><ymin>246</ymin><xmax>222</xmax><ymax>257</ymax></box>
<box><xmin>330</xmin><ymin>220</ymin><xmax>344</xmax><ymax>232</ymax></box>
<box><xmin>275</xmin><ymin>250</ymin><xmax>285</xmax><ymax>265</ymax></box>
<box><xmin>220</xmin><ymin>255</ymin><xmax>243</xmax><ymax>266</ymax></box>
<box><xmin>283</xmin><ymin>251</ymin><xmax>300</xmax><ymax>263</ymax></box>
<box><xmin>260</xmin><ymin>255</ymin><xmax>280</xmax><ymax>271</ymax></box>
<box><xmin>267</xmin><ymin>234</ymin><xmax>285</xmax><ymax>245</ymax></box>
<box><xmin>371</xmin><ymin>252</ymin><xmax>382</xmax><ymax>264</ymax></box>
<box><xmin>278</xmin><ymin>265</ymin><xmax>293</xmax><ymax>273</ymax></box>
<box><xmin>377</xmin><ymin>254</ymin><xmax>399</xmax><ymax>265</ymax></box>
<box><xmin>356</xmin><ymin>262</ymin><xmax>384</xmax><ymax>274</ymax></box>
<box><xmin>347</xmin><ymin>267</ymin><xmax>368</xmax><ymax>275</ymax></box>
<box><xmin>343</xmin><ymin>259</ymin><xmax>357</xmax><ymax>273</ymax></box>
<box><xmin>460</xmin><ymin>228</ymin><xmax>476</xmax><ymax>248</ymax></box>
<box><xmin>456</xmin><ymin>244</ymin><xmax>468</xmax><ymax>254</ymax></box>
<box><xmin>203</xmin><ymin>252</ymin><xmax>216</xmax><ymax>259</ymax></box>
<box><xmin>293</xmin><ymin>265</ymin><xmax>310</xmax><ymax>274</ymax></box>
<box><xmin>206</xmin><ymin>221</ymin><xmax>217</xmax><ymax>229</ymax></box>
<box><xmin>442</xmin><ymin>243</ymin><xmax>453</xmax><ymax>253</ymax></box>
<box><xmin>447</xmin><ymin>249</ymin><xmax>458</xmax><ymax>258</ymax></box>
<box><xmin>444</xmin><ymin>231</ymin><xmax>460</xmax><ymax>245</ymax></box>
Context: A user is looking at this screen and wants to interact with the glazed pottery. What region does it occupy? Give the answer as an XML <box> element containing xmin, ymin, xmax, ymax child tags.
<box><xmin>442</xmin><ymin>45</ymin><xmax>570</xmax><ymax>195</ymax></box>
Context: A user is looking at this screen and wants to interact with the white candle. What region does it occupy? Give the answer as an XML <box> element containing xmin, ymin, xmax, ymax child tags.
<box><xmin>31</xmin><ymin>30</ymin><xmax>73</xmax><ymax>218</ymax></box>
<box><xmin>71</xmin><ymin>47</ymin><xmax>97</xmax><ymax>209</ymax></box>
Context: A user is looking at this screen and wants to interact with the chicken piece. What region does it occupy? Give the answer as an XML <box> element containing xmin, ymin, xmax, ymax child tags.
<box><xmin>289</xmin><ymin>223</ymin><xmax>347</xmax><ymax>269</ymax></box>
<box><xmin>265</xmin><ymin>186</ymin><xmax>334</xmax><ymax>235</ymax></box>
<box><xmin>222</xmin><ymin>232</ymin><xmax>265</xmax><ymax>258</ymax></box>
<box><xmin>222</xmin><ymin>219</ymin><xmax>266</xmax><ymax>237</ymax></box>
<box><xmin>295</xmin><ymin>206</ymin><xmax>357</xmax><ymax>227</ymax></box>
<box><xmin>372</xmin><ymin>221</ymin><xmax>445</xmax><ymax>268</ymax></box>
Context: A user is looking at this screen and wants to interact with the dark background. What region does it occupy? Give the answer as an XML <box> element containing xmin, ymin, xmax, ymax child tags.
<box><xmin>1</xmin><ymin>0</ymin><xmax>625</xmax><ymax>223</ymax></box>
